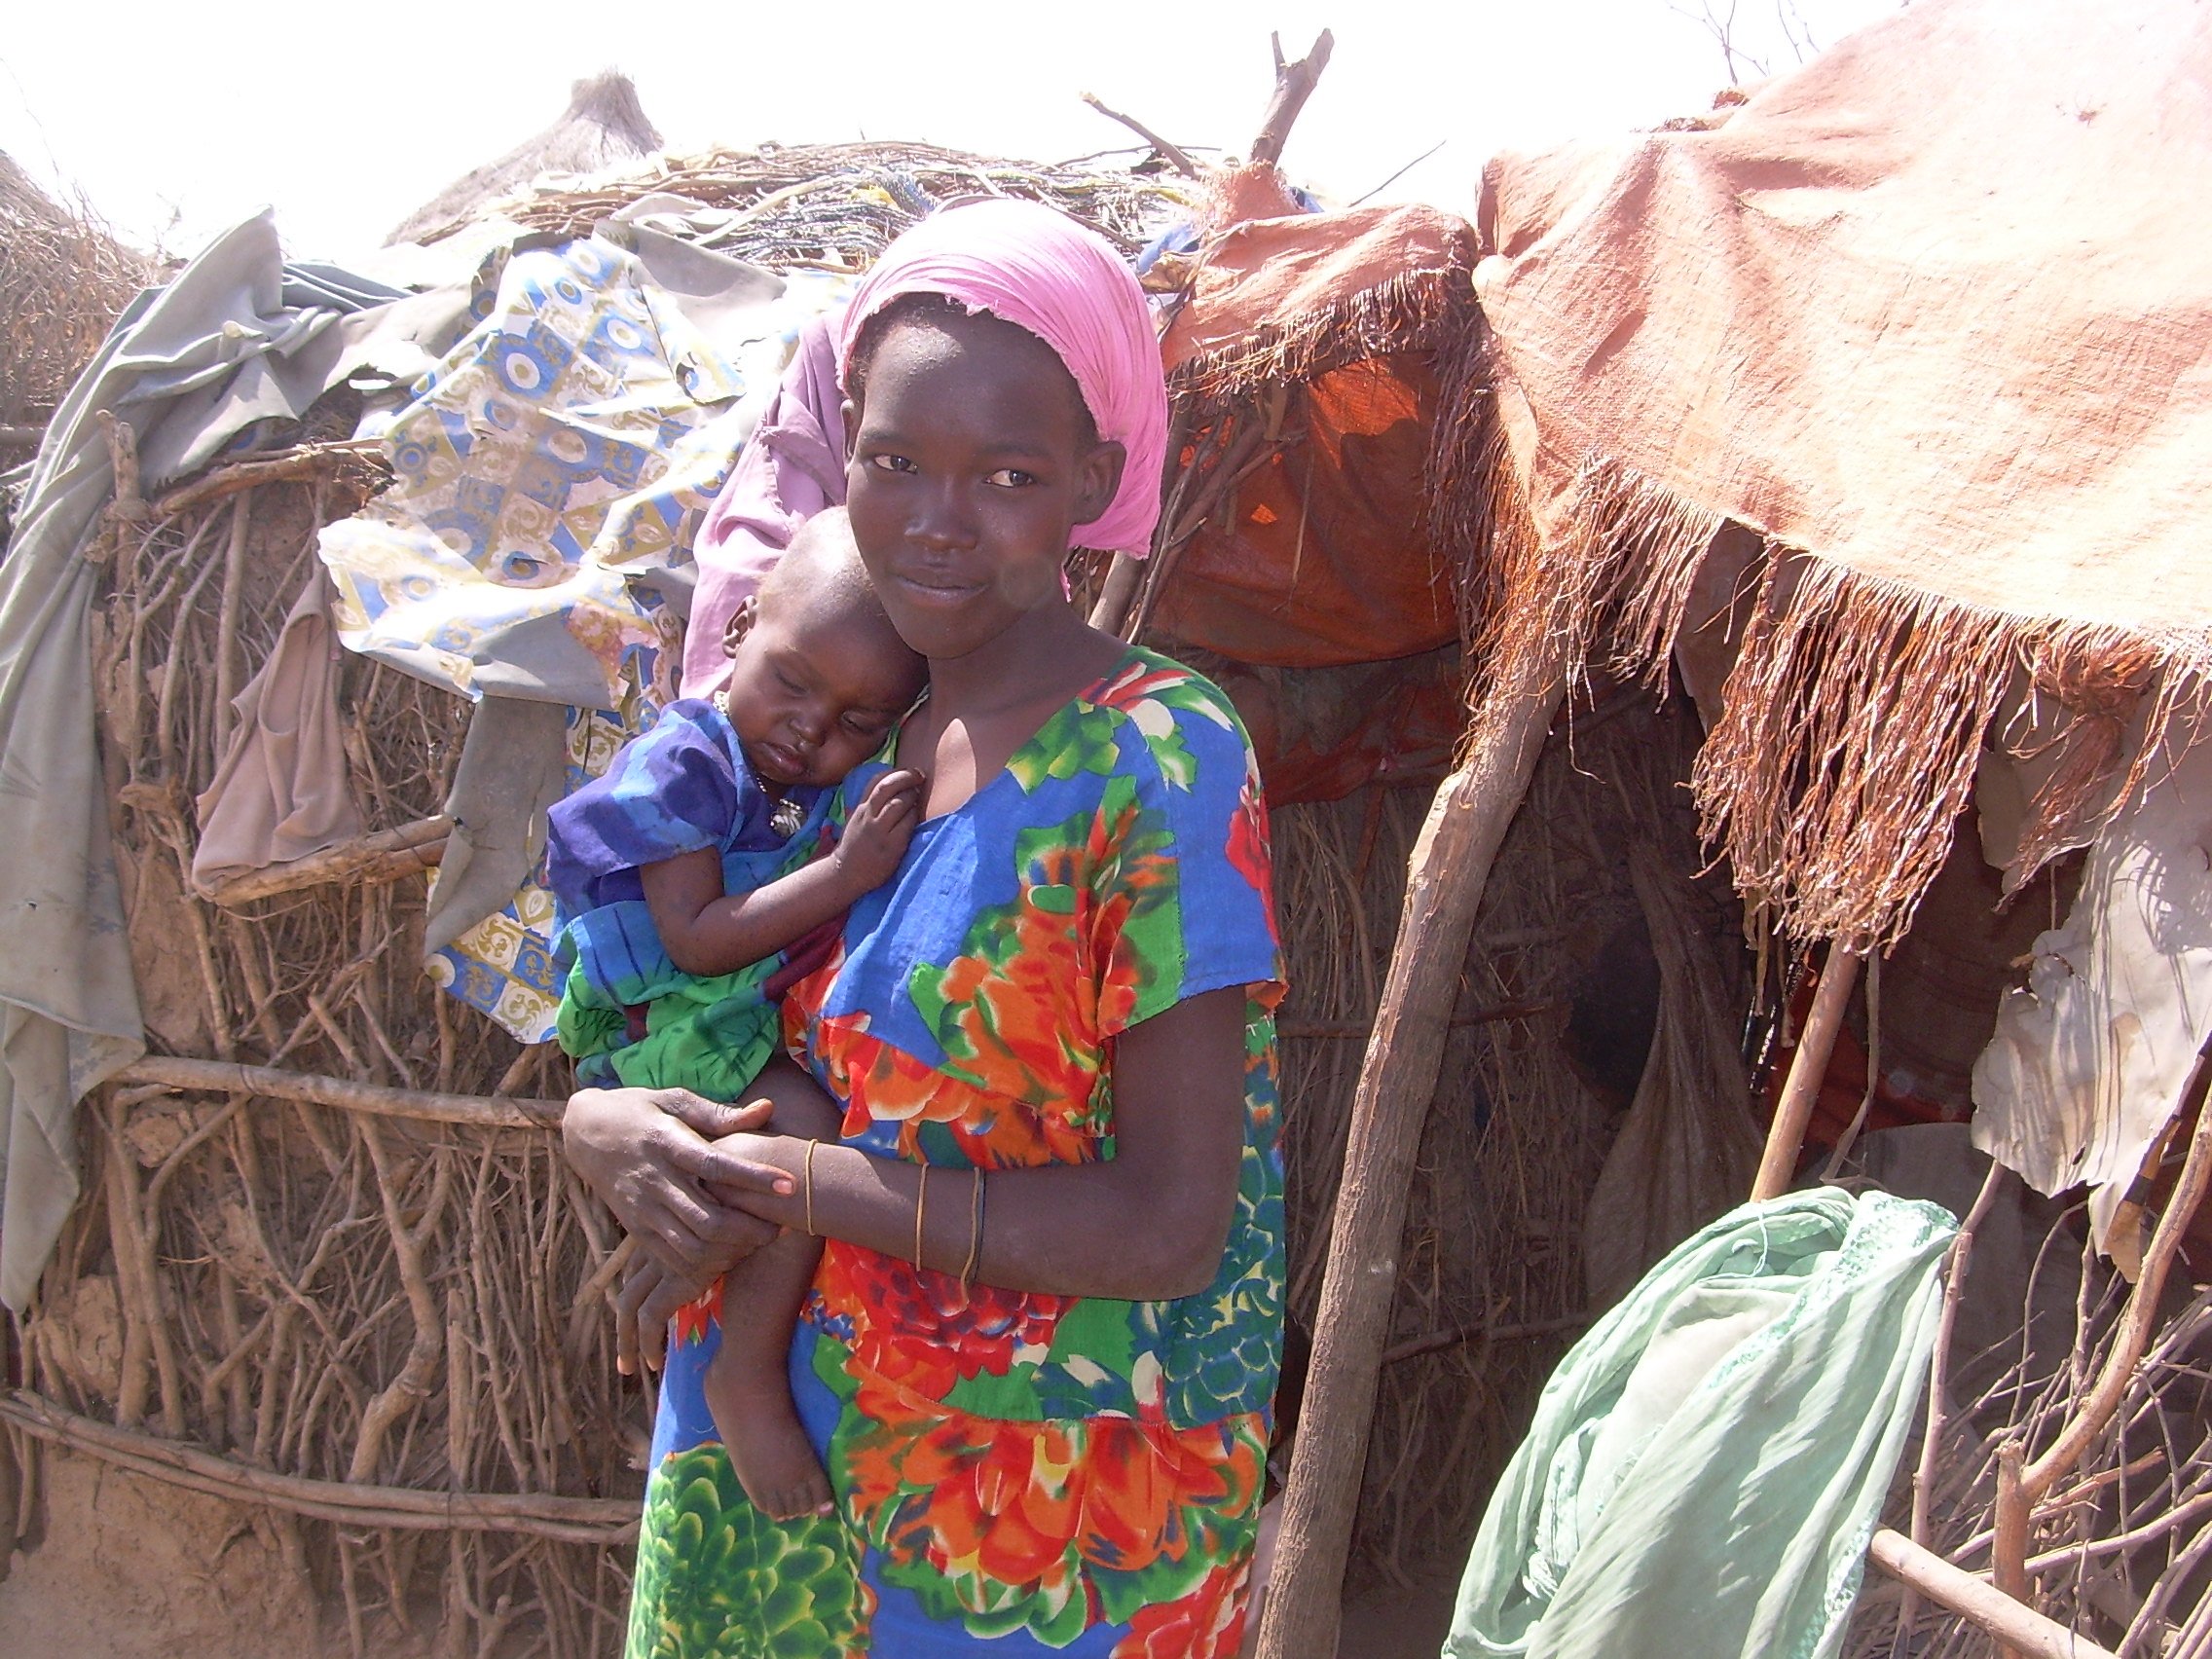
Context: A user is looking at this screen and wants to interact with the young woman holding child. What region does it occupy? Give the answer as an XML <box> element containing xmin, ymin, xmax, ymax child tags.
<box><xmin>563</xmin><ymin>199</ymin><xmax>1285</xmax><ymax>1657</ymax></box>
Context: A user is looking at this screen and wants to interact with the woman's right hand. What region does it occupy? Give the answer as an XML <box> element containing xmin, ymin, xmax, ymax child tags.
<box><xmin>561</xmin><ymin>1087</ymin><xmax>790</xmax><ymax>1279</ymax></box>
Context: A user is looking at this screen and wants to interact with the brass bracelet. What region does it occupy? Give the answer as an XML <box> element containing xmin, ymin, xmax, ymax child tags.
<box><xmin>960</xmin><ymin>1168</ymin><xmax>986</xmax><ymax>1287</ymax></box>
<box><xmin>802</xmin><ymin>1139</ymin><xmax>819</xmax><ymax>1236</ymax></box>
<box><xmin>913</xmin><ymin>1163</ymin><xmax>932</xmax><ymax>1269</ymax></box>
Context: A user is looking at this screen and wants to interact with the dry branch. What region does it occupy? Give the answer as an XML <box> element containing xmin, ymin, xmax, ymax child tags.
<box><xmin>198</xmin><ymin>815</ymin><xmax>452</xmax><ymax>906</ymax></box>
<box><xmin>98</xmin><ymin>410</ymin><xmax>149</xmax><ymax>523</ymax></box>
<box><xmin>1865</xmin><ymin>1530</ymin><xmax>2116</xmax><ymax>1659</ymax></box>
<box><xmin>1251</xmin><ymin>30</ymin><xmax>1337</xmax><ymax>167</ymax></box>
<box><xmin>0</xmin><ymin>1390</ymin><xmax>637</xmax><ymax>1543</ymax></box>
<box><xmin>152</xmin><ymin>438</ymin><xmax>384</xmax><ymax>518</ymax></box>
<box><xmin>1751</xmin><ymin>948</ymin><xmax>1861</xmax><ymax>1199</ymax></box>
<box><xmin>1991</xmin><ymin>1089</ymin><xmax>2212</xmax><ymax>1617</ymax></box>
<box><xmin>1078</xmin><ymin>93</ymin><xmax>1200</xmax><ymax>177</ymax></box>
<box><xmin>112</xmin><ymin>1055</ymin><xmax>564</xmax><ymax>1130</ymax></box>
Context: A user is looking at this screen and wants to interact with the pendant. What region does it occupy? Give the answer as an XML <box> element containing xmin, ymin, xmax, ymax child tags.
<box><xmin>769</xmin><ymin>795</ymin><xmax>806</xmax><ymax>839</ymax></box>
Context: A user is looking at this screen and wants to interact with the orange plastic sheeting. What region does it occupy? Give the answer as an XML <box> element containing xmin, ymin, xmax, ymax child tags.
<box><xmin>1148</xmin><ymin>357</ymin><xmax>1457</xmax><ymax>670</ymax></box>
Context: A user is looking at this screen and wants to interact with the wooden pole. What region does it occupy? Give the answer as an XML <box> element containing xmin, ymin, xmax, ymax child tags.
<box><xmin>1751</xmin><ymin>947</ymin><xmax>1862</xmax><ymax>1200</ymax></box>
<box><xmin>1256</xmin><ymin>645</ymin><xmax>1568</xmax><ymax>1659</ymax></box>
<box><xmin>1250</xmin><ymin>31</ymin><xmax>1336</xmax><ymax>168</ymax></box>
<box><xmin>1088</xmin><ymin>552</ymin><xmax>1145</xmax><ymax>636</ymax></box>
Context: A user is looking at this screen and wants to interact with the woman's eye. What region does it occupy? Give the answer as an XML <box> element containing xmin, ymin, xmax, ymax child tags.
<box><xmin>985</xmin><ymin>467</ymin><xmax>1037</xmax><ymax>488</ymax></box>
<box><xmin>867</xmin><ymin>453</ymin><xmax>918</xmax><ymax>475</ymax></box>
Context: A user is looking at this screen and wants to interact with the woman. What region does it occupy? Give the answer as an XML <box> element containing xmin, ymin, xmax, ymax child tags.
<box><xmin>565</xmin><ymin>199</ymin><xmax>1285</xmax><ymax>1657</ymax></box>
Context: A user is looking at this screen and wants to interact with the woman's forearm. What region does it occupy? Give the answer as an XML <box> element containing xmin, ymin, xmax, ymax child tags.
<box><xmin>713</xmin><ymin>990</ymin><xmax>1251</xmax><ymax>1302</ymax></box>
<box><xmin>727</xmin><ymin>1133</ymin><xmax>1232</xmax><ymax>1301</ymax></box>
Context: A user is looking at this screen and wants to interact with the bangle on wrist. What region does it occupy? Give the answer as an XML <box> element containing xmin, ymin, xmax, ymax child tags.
<box><xmin>913</xmin><ymin>1163</ymin><xmax>932</xmax><ymax>1268</ymax></box>
<box><xmin>960</xmin><ymin>1168</ymin><xmax>986</xmax><ymax>1288</ymax></box>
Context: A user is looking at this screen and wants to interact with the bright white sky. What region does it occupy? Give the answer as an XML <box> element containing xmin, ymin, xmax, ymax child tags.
<box><xmin>3</xmin><ymin>0</ymin><xmax>1901</xmax><ymax>265</ymax></box>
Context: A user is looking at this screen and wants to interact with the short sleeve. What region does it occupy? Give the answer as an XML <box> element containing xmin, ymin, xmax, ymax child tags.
<box><xmin>545</xmin><ymin>701</ymin><xmax>762</xmax><ymax>916</ymax></box>
<box><xmin>1094</xmin><ymin>667</ymin><xmax>1284</xmax><ymax>1037</ymax></box>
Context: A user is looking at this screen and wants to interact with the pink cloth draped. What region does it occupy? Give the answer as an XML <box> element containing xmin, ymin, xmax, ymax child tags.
<box><xmin>682</xmin><ymin>313</ymin><xmax>848</xmax><ymax>697</ymax></box>
<box><xmin>834</xmin><ymin>198</ymin><xmax>1168</xmax><ymax>563</ymax></box>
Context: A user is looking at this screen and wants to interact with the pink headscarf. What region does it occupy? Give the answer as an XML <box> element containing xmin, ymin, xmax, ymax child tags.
<box><xmin>834</xmin><ymin>198</ymin><xmax>1169</xmax><ymax>561</ymax></box>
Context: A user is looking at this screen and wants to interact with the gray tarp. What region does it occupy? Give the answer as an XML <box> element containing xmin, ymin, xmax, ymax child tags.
<box><xmin>0</xmin><ymin>214</ymin><xmax>398</xmax><ymax>1309</ymax></box>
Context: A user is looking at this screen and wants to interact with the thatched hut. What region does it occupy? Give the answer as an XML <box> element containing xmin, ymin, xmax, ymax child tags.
<box><xmin>0</xmin><ymin>150</ymin><xmax>158</xmax><ymax>455</ymax></box>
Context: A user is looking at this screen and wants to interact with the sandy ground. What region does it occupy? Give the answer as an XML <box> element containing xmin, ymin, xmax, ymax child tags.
<box><xmin>0</xmin><ymin>1440</ymin><xmax>1456</xmax><ymax>1658</ymax></box>
<box><xmin>0</xmin><ymin>1450</ymin><xmax>324</xmax><ymax>1659</ymax></box>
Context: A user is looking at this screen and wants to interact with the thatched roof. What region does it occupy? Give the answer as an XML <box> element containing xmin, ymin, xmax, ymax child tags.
<box><xmin>0</xmin><ymin>151</ymin><xmax>157</xmax><ymax>447</ymax></box>
<box><xmin>385</xmin><ymin>70</ymin><xmax>663</xmax><ymax>246</ymax></box>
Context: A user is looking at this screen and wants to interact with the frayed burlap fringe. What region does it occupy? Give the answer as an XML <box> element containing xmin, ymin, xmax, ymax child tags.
<box><xmin>1169</xmin><ymin>267</ymin><xmax>1473</xmax><ymax>404</ymax></box>
<box><xmin>1455</xmin><ymin>424</ymin><xmax>2212</xmax><ymax>951</ymax></box>
<box><xmin>1698</xmin><ymin>554</ymin><xmax>2208</xmax><ymax>949</ymax></box>
<box><xmin>1421</xmin><ymin>311</ymin><xmax>1499</xmax><ymax>655</ymax></box>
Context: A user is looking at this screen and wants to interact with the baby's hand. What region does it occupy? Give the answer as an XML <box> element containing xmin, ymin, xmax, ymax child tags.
<box><xmin>832</xmin><ymin>768</ymin><xmax>925</xmax><ymax>893</ymax></box>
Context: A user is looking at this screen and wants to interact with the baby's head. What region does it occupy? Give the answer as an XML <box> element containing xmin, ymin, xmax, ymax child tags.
<box><xmin>719</xmin><ymin>507</ymin><xmax>924</xmax><ymax>791</ymax></box>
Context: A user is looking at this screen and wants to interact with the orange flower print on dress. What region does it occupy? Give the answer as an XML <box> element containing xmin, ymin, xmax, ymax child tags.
<box><xmin>822</xmin><ymin>1242</ymin><xmax>1071</xmax><ymax>1399</ymax></box>
<box><xmin>836</xmin><ymin>1371</ymin><xmax>1268</xmax><ymax>1645</ymax></box>
<box><xmin>670</xmin><ymin>1275</ymin><xmax>721</xmax><ymax>1351</ymax></box>
<box><xmin>1111</xmin><ymin>1559</ymin><xmax>1256</xmax><ymax>1659</ymax></box>
<box><xmin>808</xmin><ymin>1017</ymin><xmax>1102</xmax><ymax>1168</ymax></box>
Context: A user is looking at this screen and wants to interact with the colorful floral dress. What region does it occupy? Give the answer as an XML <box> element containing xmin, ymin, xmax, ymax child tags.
<box><xmin>627</xmin><ymin>648</ymin><xmax>1287</xmax><ymax>1657</ymax></box>
<box><xmin>546</xmin><ymin>697</ymin><xmax>834</xmax><ymax>1101</ymax></box>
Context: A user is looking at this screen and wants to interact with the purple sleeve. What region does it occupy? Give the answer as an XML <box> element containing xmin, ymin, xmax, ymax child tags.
<box><xmin>545</xmin><ymin>703</ymin><xmax>762</xmax><ymax>914</ymax></box>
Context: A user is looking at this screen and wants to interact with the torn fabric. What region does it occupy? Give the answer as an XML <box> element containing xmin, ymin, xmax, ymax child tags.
<box><xmin>190</xmin><ymin>570</ymin><xmax>363</xmax><ymax>893</ymax></box>
<box><xmin>1972</xmin><ymin>738</ymin><xmax>2212</xmax><ymax>1261</ymax></box>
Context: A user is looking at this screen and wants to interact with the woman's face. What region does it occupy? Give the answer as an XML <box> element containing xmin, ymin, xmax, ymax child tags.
<box><xmin>842</xmin><ymin>309</ymin><xmax>1125</xmax><ymax>663</ymax></box>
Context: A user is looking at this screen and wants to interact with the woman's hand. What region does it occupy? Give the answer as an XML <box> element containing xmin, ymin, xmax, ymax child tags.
<box><xmin>562</xmin><ymin>1087</ymin><xmax>791</xmax><ymax>1279</ymax></box>
<box><xmin>613</xmin><ymin>1250</ymin><xmax>719</xmax><ymax>1378</ymax></box>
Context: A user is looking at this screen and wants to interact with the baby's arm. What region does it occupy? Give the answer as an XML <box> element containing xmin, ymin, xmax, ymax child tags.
<box><xmin>640</xmin><ymin>768</ymin><xmax>925</xmax><ymax>977</ymax></box>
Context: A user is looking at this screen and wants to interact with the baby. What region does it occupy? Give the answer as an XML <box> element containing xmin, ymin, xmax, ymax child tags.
<box><xmin>547</xmin><ymin>506</ymin><xmax>924</xmax><ymax>1518</ymax></box>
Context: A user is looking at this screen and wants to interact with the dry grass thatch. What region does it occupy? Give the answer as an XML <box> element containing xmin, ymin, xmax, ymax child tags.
<box><xmin>395</xmin><ymin>137</ymin><xmax>1201</xmax><ymax>272</ymax></box>
<box><xmin>0</xmin><ymin>150</ymin><xmax>159</xmax><ymax>446</ymax></box>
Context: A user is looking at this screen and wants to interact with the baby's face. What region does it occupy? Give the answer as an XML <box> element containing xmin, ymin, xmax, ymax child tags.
<box><xmin>720</xmin><ymin>600</ymin><xmax>915</xmax><ymax>791</ymax></box>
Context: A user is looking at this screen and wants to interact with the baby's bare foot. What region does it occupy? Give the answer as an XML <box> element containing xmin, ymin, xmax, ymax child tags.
<box><xmin>702</xmin><ymin>1346</ymin><xmax>832</xmax><ymax>1522</ymax></box>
